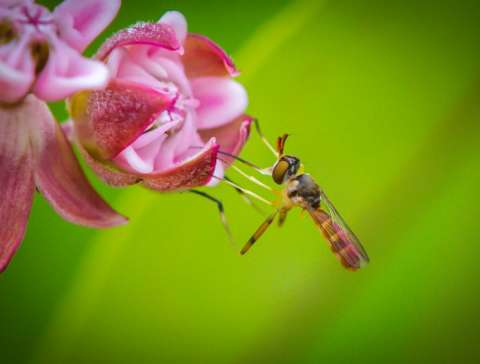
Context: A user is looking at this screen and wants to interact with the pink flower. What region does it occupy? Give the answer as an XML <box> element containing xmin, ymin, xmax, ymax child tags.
<box><xmin>0</xmin><ymin>0</ymin><xmax>123</xmax><ymax>273</ymax></box>
<box><xmin>68</xmin><ymin>11</ymin><xmax>252</xmax><ymax>191</ymax></box>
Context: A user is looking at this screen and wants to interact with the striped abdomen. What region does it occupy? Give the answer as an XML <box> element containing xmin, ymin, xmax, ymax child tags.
<box><xmin>308</xmin><ymin>208</ymin><xmax>368</xmax><ymax>271</ymax></box>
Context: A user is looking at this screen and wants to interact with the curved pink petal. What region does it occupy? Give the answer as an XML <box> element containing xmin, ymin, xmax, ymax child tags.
<box><xmin>159</xmin><ymin>11</ymin><xmax>187</xmax><ymax>44</ymax></box>
<box><xmin>142</xmin><ymin>138</ymin><xmax>219</xmax><ymax>191</ymax></box>
<box><xmin>151</xmin><ymin>113</ymin><xmax>198</xmax><ymax>171</ymax></box>
<box><xmin>192</xmin><ymin>77</ymin><xmax>248</xmax><ymax>129</ymax></box>
<box><xmin>29</xmin><ymin>97</ymin><xmax>126</xmax><ymax>228</ymax></box>
<box><xmin>114</xmin><ymin>48</ymin><xmax>163</xmax><ymax>87</ymax></box>
<box><xmin>0</xmin><ymin>101</ymin><xmax>35</xmax><ymax>272</ymax></box>
<box><xmin>54</xmin><ymin>0</ymin><xmax>121</xmax><ymax>52</ymax></box>
<box><xmin>183</xmin><ymin>34</ymin><xmax>239</xmax><ymax>78</ymax></box>
<box><xmin>115</xmin><ymin>145</ymin><xmax>156</xmax><ymax>174</ymax></box>
<box><xmin>206</xmin><ymin>159</ymin><xmax>224</xmax><ymax>187</ymax></box>
<box><xmin>0</xmin><ymin>61</ymin><xmax>34</xmax><ymax>103</ymax></box>
<box><xmin>0</xmin><ymin>31</ymin><xmax>35</xmax><ymax>103</ymax></box>
<box><xmin>147</xmin><ymin>51</ymin><xmax>192</xmax><ymax>96</ymax></box>
<box><xmin>33</xmin><ymin>39</ymin><xmax>109</xmax><ymax>101</ymax></box>
<box><xmin>78</xmin><ymin>143</ymin><xmax>139</xmax><ymax>187</ymax></box>
<box><xmin>114</xmin><ymin>119</ymin><xmax>179</xmax><ymax>173</ymax></box>
<box><xmin>69</xmin><ymin>79</ymin><xmax>172</xmax><ymax>160</ymax></box>
<box><xmin>199</xmin><ymin>114</ymin><xmax>252</xmax><ymax>166</ymax></box>
<box><xmin>96</xmin><ymin>22</ymin><xmax>182</xmax><ymax>61</ymax></box>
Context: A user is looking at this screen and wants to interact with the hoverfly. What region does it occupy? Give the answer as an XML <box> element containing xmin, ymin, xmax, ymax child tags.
<box><xmin>193</xmin><ymin>120</ymin><xmax>369</xmax><ymax>271</ymax></box>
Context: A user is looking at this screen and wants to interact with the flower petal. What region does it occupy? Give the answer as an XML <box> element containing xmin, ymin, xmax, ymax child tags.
<box><xmin>1</xmin><ymin>1</ymin><xmax>31</xmax><ymax>6</ymax></box>
<box><xmin>183</xmin><ymin>34</ymin><xmax>239</xmax><ymax>78</ymax></box>
<box><xmin>114</xmin><ymin>119</ymin><xmax>179</xmax><ymax>173</ymax></box>
<box><xmin>199</xmin><ymin>114</ymin><xmax>252</xmax><ymax>165</ymax></box>
<box><xmin>159</xmin><ymin>11</ymin><xmax>187</xmax><ymax>44</ymax></box>
<box><xmin>0</xmin><ymin>101</ymin><xmax>36</xmax><ymax>272</ymax></box>
<box><xmin>96</xmin><ymin>22</ymin><xmax>182</xmax><ymax>61</ymax></box>
<box><xmin>69</xmin><ymin>79</ymin><xmax>172</xmax><ymax>160</ymax></box>
<box><xmin>28</xmin><ymin>97</ymin><xmax>127</xmax><ymax>228</ymax></box>
<box><xmin>78</xmin><ymin>143</ymin><xmax>139</xmax><ymax>187</ymax></box>
<box><xmin>33</xmin><ymin>40</ymin><xmax>110</xmax><ymax>101</ymax></box>
<box><xmin>54</xmin><ymin>0</ymin><xmax>121</xmax><ymax>52</ymax></box>
<box><xmin>0</xmin><ymin>31</ymin><xmax>35</xmax><ymax>103</ymax></box>
<box><xmin>192</xmin><ymin>77</ymin><xmax>248</xmax><ymax>129</ymax></box>
<box><xmin>0</xmin><ymin>60</ymin><xmax>34</xmax><ymax>103</ymax></box>
<box><xmin>142</xmin><ymin>138</ymin><xmax>219</xmax><ymax>191</ymax></box>
<box><xmin>206</xmin><ymin>159</ymin><xmax>224</xmax><ymax>187</ymax></box>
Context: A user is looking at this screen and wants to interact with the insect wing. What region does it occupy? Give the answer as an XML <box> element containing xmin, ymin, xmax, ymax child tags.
<box><xmin>321</xmin><ymin>191</ymin><xmax>369</xmax><ymax>267</ymax></box>
<box><xmin>307</xmin><ymin>192</ymin><xmax>369</xmax><ymax>270</ymax></box>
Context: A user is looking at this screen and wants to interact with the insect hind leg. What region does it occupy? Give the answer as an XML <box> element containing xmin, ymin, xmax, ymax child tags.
<box><xmin>240</xmin><ymin>211</ymin><xmax>278</xmax><ymax>255</ymax></box>
<box><xmin>278</xmin><ymin>209</ymin><xmax>288</xmax><ymax>227</ymax></box>
<box><xmin>190</xmin><ymin>189</ymin><xmax>233</xmax><ymax>245</ymax></box>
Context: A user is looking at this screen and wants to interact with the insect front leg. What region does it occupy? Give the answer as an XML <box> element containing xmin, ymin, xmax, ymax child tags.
<box><xmin>252</xmin><ymin>118</ymin><xmax>278</xmax><ymax>157</ymax></box>
<box><xmin>224</xmin><ymin>175</ymin><xmax>265</xmax><ymax>216</ymax></box>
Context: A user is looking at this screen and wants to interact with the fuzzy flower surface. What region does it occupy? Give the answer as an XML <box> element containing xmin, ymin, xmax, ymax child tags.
<box><xmin>68</xmin><ymin>11</ymin><xmax>252</xmax><ymax>191</ymax></box>
<box><xmin>0</xmin><ymin>0</ymin><xmax>123</xmax><ymax>273</ymax></box>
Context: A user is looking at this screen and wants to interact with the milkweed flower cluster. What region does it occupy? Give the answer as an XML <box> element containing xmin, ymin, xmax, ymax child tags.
<box><xmin>68</xmin><ymin>11</ymin><xmax>251</xmax><ymax>191</ymax></box>
<box><xmin>0</xmin><ymin>1</ymin><xmax>251</xmax><ymax>272</ymax></box>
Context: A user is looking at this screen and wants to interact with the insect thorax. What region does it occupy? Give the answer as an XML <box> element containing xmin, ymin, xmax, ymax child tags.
<box><xmin>286</xmin><ymin>174</ymin><xmax>321</xmax><ymax>209</ymax></box>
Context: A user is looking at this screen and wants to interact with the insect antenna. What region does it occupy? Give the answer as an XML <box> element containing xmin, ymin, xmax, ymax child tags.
<box><xmin>216</xmin><ymin>150</ymin><xmax>272</xmax><ymax>176</ymax></box>
<box><xmin>191</xmin><ymin>146</ymin><xmax>272</xmax><ymax>176</ymax></box>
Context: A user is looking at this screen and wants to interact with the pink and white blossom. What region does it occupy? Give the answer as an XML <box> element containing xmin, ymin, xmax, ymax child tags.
<box><xmin>0</xmin><ymin>0</ymin><xmax>123</xmax><ymax>273</ymax></box>
<box><xmin>68</xmin><ymin>11</ymin><xmax>252</xmax><ymax>191</ymax></box>
<box><xmin>0</xmin><ymin>0</ymin><xmax>120</xmax><ymax>103</ymax></box>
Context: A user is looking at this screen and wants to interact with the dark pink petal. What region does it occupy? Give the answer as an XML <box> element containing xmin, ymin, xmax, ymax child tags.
<box><xmin>69</xmin><ymin>79</ymin><xmax>172</xmax><ymax>160</ymax></box>
<box><xmin>0</xmin><ymin>101</ymin><xmax>35</xmax><ymax>272</ymax></box>
<box><xmin>142</xmin><ymin>139</ymin><xmax>219</xmax><ymax>192</ymax></box>
<box><xmin>33</xmin><ymin>39</ymin><xmax>109</xmax><ymax>101</ymax></box>
<box><xmin>96</xmin><ymin>22</ymin><xmax>182</xmax><ymax>61</ymax></box>
<box><xmin>29</xmin><ymin>97</ymin><xmax>126</xmax><ymax>228</ymax></box>
<box><xmin>54</xmin><ymin>0</ymin><xmax>121</xmax><ymax>52</ymax></box>
<box><xmin>199</xmin><ymin>114</ymin><xmax>252</xmax><ymax>166</ymax></box>
<box><xmin>78</xmin><ymin>143</ymin><xmax>139</xmax><ymax>187</ymax></box>
<box><xmin>192</xmin><ymin>77</ymin><xmax>248</xmax><ymax>129</ymax></box>
<box><xmin>183</xmin><ymin>34</ymin><xmax>239</xmax><ymax>78</ymax></box>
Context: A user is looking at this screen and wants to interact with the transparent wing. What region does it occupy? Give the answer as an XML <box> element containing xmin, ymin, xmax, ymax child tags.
<box><xmin>307</xmin><ymin>191</ymin><xmax>369</xmax><ymax>270</ymax></box>
<box><xmin>320</xmin><ymin>191</ymin><xmax>370</xmax><ymax>267</ymax></box>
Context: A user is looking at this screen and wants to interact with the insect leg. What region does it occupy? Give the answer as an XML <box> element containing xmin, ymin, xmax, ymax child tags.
<box><xmin>252</xmin><ymin>118</ymin><xmax>278</xmax><ymax>157</ymax></box>
<box><xmin>224</xmin><ymin>175</ymin><xmax>265</xmax><ymax>215</ymax></box>
<box><xmin>189</xmin><ymin>190</ymin><xmax>233</xmax><ymax>244</ymax></box>
<box><xmin>240</xmin><ymin>211</ymin><xmax>278</xmax><ymax>255</ymax></box>
<box><xmin>229</xmin><ymin>164</ymin><xmax>274</xmax><ymax>192</ymax></box>
<box><xmin>278</xmin><ymin>209</ymin><xmax>288</xmax><ymax>227</ymax></box>
<box><xmin>211</xmin><ymin>175</ymin><xmax>273</xmax><ymax>206</ymax></box>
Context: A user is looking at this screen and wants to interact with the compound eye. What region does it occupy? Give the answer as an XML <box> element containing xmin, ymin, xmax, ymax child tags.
<box><xmin>272</xmin><ymin>159</ymin><xmax>290</xmax><ymax>184</ymax></box>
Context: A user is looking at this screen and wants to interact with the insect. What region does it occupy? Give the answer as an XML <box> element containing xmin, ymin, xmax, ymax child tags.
<box><xmin>191</xmin><ymin>120</ymin><xmax>369</xmax><ymax>271</ymax></box>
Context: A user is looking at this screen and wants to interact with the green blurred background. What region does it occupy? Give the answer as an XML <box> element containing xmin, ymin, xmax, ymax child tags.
<box><xmin>2</xmin><ymin>0</ymin><xmax>480</xmax><ymax>363</ymax></box>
